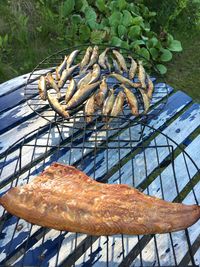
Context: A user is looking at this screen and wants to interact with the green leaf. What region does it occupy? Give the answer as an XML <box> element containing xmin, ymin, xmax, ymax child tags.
<box><xmin>75</xmin><ymin>0</ymin><xmax>83</xmax><ymax>11</ymax></box>
<box><xmin>121</xmin><ymin>40</ymin><xmax>129</xmax><ymax>49</ymax></box>
<box><xmin>109</xmin><ymin>11</ymin><xmax>122</xmax><ymax>27</ymax></box>
<box><xmin>149</xmin><ymin>48</ymin><xmax>159</xmax><ymax>60</ymax></box>
<box><xmin>160</xmin><ymin>49</ymin><xmax>173</xmax><ymax>62</ymax></box>
<box><xmin>138</xmin><ymin>47</ymin><xmax>150</xmax><ymax>60</ymax></box>
<box><xmin>90</xmin><ymin>30</ymin><xmax>106</xmax><ymax>44</ymax></box>
<box><xmin>148</xmin><ymin>37</ymin><xmax>158</xmax><ymax>48</ymax></box>
<box><xmin>63</xmin><ymin>0</ymin><xmax>75</xmax><ymax>16</ymax></box>
<box><xmin>156</xmin><ymin>64</ymin><xmax>167</xmax><ymax>74</ymax></box>
<box><xmin>132</xmin><ymin>40</ymin><xmax>145</xmax><ymax>46</ymax></box>
<box><xmin>84</xmin><ymin>6</ymin><xmax>97</xmax><ymax>29</ymax></box>
<box><xmin>71</xmin><ymin>14</ymin><xmax>82</xmax><ymax>24</ymax></box>
<box><xmin>79</xmin><ymin>25</ymin><xmax>91</xmax><ymax>42</ymax></box>
<box><xmin>128</xmin><ymin>25</ymin><xmax>141</xmax><ymax>40</ymax></box>
<box><xmin>132</xmin><ymin>16</ymin><xmax>143</xmax><ymax>25</ymax></box>
<box><xmin>118</xmin><ymin>25</ymin><xmax>127</xmax><ymax>38</ymax></box>
<box><xmin>95</xmin><ymin>0</ymin><xmax>106</xmax><ymax>12</ymax></box>
<box><xmin>111</xmin><ymin>36</ymin><xmax>123</xmax><ymax>47</ymax></box>
<box><xmin>117</xmin><ymin>0</ymin><xmax>127</xmax><ymax>11</ymax></box>
<box><xmin>122</xmin><ymin>10</ymin><xmax>133</xmax><ymax>27</ymax></box>
<box><xmin>80</xmin><ymin>0</ymin><xmax>89</xmax><ymax>12</ymax></box>
<box><xmin>167</xmin><ymin>40</ymin><xmax>182</xmax><ymax>52</ymax></box>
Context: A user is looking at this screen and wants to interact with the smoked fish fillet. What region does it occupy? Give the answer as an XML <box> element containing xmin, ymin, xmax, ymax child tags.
<box><xmin>0</xmin><ymin>163</ymin><xmax>199</xmax><ymax>236</ymax></box>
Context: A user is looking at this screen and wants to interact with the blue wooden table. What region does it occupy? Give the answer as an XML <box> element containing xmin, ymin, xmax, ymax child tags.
<box><xmin>0</xmin><ymin>73</ymin><xmax>199</xmax><ymax>267</ymax></box>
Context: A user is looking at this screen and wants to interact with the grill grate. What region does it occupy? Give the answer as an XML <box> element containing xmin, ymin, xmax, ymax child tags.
<box><xmin>0</xmin><ymin>121</ymin><xmax>199</xmax><ymax>266</ymax></box>
<box><xmin>24</xmin><ymin>44</ymin><xmax>169</xmax><ymax>130</ymax></box>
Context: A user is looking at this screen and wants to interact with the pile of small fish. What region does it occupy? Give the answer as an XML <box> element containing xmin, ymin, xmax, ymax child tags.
<box><xmin>38</xmin><ymin>45</ymin><xmax>154</xmax><ymax>123</ymax></box>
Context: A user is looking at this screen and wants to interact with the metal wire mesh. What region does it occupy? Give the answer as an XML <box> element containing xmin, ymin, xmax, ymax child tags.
<box><xmin>0</xmin><ymin>121</ymin><xmax>199</xmax><ymax>266</ymax></box>
<box><xmin>24</xmin><ymin>44</ymin><xmax>169</xmax><ymax>130</ymax></box>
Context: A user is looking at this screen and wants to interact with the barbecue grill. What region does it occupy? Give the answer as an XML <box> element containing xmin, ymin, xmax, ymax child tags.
<box><xmin>24</xmin><ymin>44</ymin><xmax>169</xmax><ymax>130</ymax></box>
<box><xmin>0</xmin><ymin>121</ymin><xmax>199</xmax><ymax>266</ymax></box>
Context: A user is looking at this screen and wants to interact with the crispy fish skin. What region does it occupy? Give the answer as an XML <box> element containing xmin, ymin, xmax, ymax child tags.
<box><xmin>102</xmin><ymin>89</ymin><xmax>115</xmax><ymax>117</ymax></box>
<box><xmin>89</xmin><ymin>64</ymin><xmax>101</xmax><ymax>84</ymax></box>
<box><xmin>2</xmin><ymin>163</ymin><xmax>198</xmax><ymax>236</ymax></box>
<box><xmin>110</xmin><ymin>73</ymin><xmax>141</xmax><ymax>88</ymax></box>
<box><xmin>46</xmin><ymin>72</ymin><xmax>61</xmax><ymax>99</ymax></box>
<box><xmin>85</xmin><ymin>45</ymin><xmax>99</xmax><ymax>70</ymax></box>
<box><xmin>80</xmin><ymin>46</ymin><xmax>93</xmax><ymax>71</ymax></box>
<box><xmin>38</xmin><ymin>75</ymin><xmax>47</xmax><ymax>100</ymax></box>
<box><xmin>58</xmin><ymin>64</ymin><xmax>79</xmax><ymax>89</ymax></box>
<box><xmin>66</xmin><ymin>50</ymin><xmax>80</xmax><ymax>69</ymax></box>
<box><xmin>65</xmin><ymin>81</ymin><xmax>101</xmax><ymax>110</ymax></box>
<box><xmin>112</xmin><ymin>58</ymin><xmax>123</xmax><ymax>74</ymax></box>
<box><xmin>146</xmin><ymin>74</ymin><xmax>154</xmax><ymax>99</ymax></box>
<box><xmin>138</xmin><ymin>60</ymin><xmax>146</xmax><ymax>89</ymax></box>
<box><xmin>47</xmin><ymin>92</ymin><xmax>69</xmax><ymax>118</ymax></box>
<box><xmin>65</xmin><ymin>78</ymin><xmax>77</xmax><ymax>104</ymax></box>
<box><xmin>85</xmin><ymin>94</ymin><xmax>95</xmax><ymax>123</ymax></box>
<box><xmin>56</xmin><ymin>55</ymin><xmax>68</xmax><ymax>80</ymax></box>
<box><xmin>122</xmin><ymin>85</ymin><xmax>139</xmax><ymax>116</ymax></box>
<box><xmin>139</xmin><ymin>88</ymin><xmax>150</xmax><ymax>113</ymax></box>
<box><xmin>95</xmin><ymin>77</ymin><xmax>108</xmax><ymax>107</ymax></box>
<box><xmin>128</xmin><ymin>56</ymin><xmax>137</xmax><ymax>80</ymax></box>
<box><xmin>98</xmin><ymin>48</ymin><xmax>109</xmax><ymax>69</ymax></box>
<box><xmin>113</xmin><ymin>50</ymin><xmax>128</xmax><ymax>73</ymax></box>
<box><xmin>109</xmin><ymin>91</ymin><xmax>124</xmax><ymax>121</ymax></box>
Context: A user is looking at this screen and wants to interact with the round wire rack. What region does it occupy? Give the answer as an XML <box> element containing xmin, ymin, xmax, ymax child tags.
<box><xmin>0</xmin><ymin>121</ymin><xmax>199</xmax><ymax>267</ymax></box>
<box><xmin>24</xmin><ymin>44</ymin><xmax>169</xmax><ymax>130</ymax></box>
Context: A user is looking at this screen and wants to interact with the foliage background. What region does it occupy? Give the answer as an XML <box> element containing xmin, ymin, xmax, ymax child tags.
<box><xmin>0</xmin><ymin>0</ymin><xmax>200</xmax><ymax>100</ymax></box>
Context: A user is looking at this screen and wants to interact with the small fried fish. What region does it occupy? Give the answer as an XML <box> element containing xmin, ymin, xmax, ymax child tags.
<box><xmin>139</xmin><ymin>89</ymin><xmax>150</xmax><ymax>113</ymax></box>
<box><xmin>58</xmin><ymin>64</ymin><xmax>79</xmax><ymax>89</ymax></box>
<box><xmin>102</xmin><ymin>89</ymin><xmax>115</xmax><ymax>118</ymax></box>
<box><xmin>80</xmin><ymin>46</ymin><xmax>93</xmax><ymax>71</ymax></box>
<box><xmin>98</xmin><ymin>48</ymin><xmax>109</xmax><ymax>69</ymax></box>
<box><xmin>77</xmin><ymin>71</ymin><xmax>93</xmax><ymax>89</ymax></box>
<box><xmin>112</xmin><ymin>58</ymin><xmax>123</xmax><ymax>74</ymax></box>
<box><xmin>146</xmin><ymin>74</ymin><xmax>154</xmax><ymax>99</ymax></box>
<box><xmin>112</xmin><ymin>50</ymin><xmax>128</xmax><ymax>73</ymax></box>
<box><xmin>109</xmin><ymin>73</ymin><xmax>141</xmax><ymax>88</ymax></box>
<box><xmin>109</xmin><ymin>91</ymin><xmax>125</xmax><ymax>122</ymax></box>
<box><xmin>56</xmin><ymin>55</ymin><xmax>68</xmax><ymax>80</ymax></box>
<box><xmin>89</xmin><ymin>64</ymin><xmax>101</xmax><ymax>84</ymax></box>
<box><xmin>38</xmin><ymin>75</ymin><xmax>47</xmax><ymax>100</ymax></box>
<box><xmin>85</xmin><ymin>94</ymin><xmax>95</xmax><ymax>123</ymax></box>
<box><xmin>65</xmin><ymin>81</ymin><xmax>101</xmax><ymax>110</ymax></box>
<box><xmin>47</xmin><ymin>92</ymin><xmax>69</xmax><ymax>118</ymax></box>
<box><xmin>138</xmin><ymin>61</ymin><xmax>146</xmax><ymax>89</ymax></box>
<box><xmin>128</xmin><ymin>56</ymin><xmax>137</xmax><ymax>80</ymax></box>
<box><xmin>65</xmin><ymin>78</ymin><xmax>77</xmax><ymax>104</ymax></box>
<box><xmin>121</xmin><ymin>85</ymin><xmax>139</xmax><ymax>116</ymax></box>
<box><xmin>66</xmin><ymin>50</ymin><xmax>80</xmax><ymax>69</ymax></box>
<box><xmin>46</xmin><ymin>72</ymin><xmax>61</xmax><ymax>99</ymax></box>
<box><xmin>95</xmin><ymin>77</ymin><xmax>108</xmax><ymax>107</ymax></box>
<box><xmin>85</xmin><ymin>45</ymin><xmax>99</xmax><ymax>70</ymax></box>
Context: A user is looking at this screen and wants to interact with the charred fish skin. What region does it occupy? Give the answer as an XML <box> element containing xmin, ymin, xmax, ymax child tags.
<box><xmin>109</xmin><ymin>73</ymin><xmax>141</xmax><ymax>88</ymax></box>
<box><xmin>47</xmin><ymin>92</ymin><xmax>69</xmax><ymax>118</ymax></box>
<box><xmin>121</xmin><ymin>85</ymin><xmax>139</xmax><ymax>116</ymax></box>
<box><xmin>102</xmin><ymin>89</ymin><xmax>115</xmax><ymax>118</ymax></box>
<box><xmin>38</xmin><ymin>75</ymin><xmax>47</xmax><ymax>100</ymax></box>
<box><xmin>95</xmin><ymin>77</ymin><xmax>108</xmax><ymax>107</ymax></box>
<box><xmin>46</xmin><ymin>72</ymin><xmax>61</xmax><ymax>99</ymax></box>
<box><xmin>112</xmin><ymin>49</ymin><xmax>128</xmax><ymax>73</ymax></box>
<box><xmin>65</xmin><ymin>78</ymin><xmax>77</xmax><ymax>104</ymax></box>
<box><xmin>85</xmin><ymin>94</ymin><xmax>95</xmax><ymax>123</ymax></box>
<box><xmin>65</xmin><ymin>81</ymin><xmax>101</xmax><ymax>110</ymax></box>
<box><xmin>85</xmin><ymin>45</ymin><xmax>99</xmax><ymax>70</ymax></box>
<box><xmin>139</xmin><ymin>88</ymin><xmax>150</xmax><ymax>113</ymax></box>
<box><xmin>66</xmin><ymin>50</ymin><xmax>80</xmax><ymax>69</ymax></box>
<box><xmin>146</xmin><ymin>74</ymin><xmax>154</xmax><ymax>99</ymax></box>
<box><xmin>58</xmin><ymin>64</ymin><xmax>79</xmax><ymax>89</ymax></box>
<box><xmin>98</xmin><ymin>48</ymin><xmax>109</xmax><ymax>69</ymax></box>
<box><xmin>89</xmin><ymin>64</ymin><xmax>101</xmax><ymax>84</ymax></box>
<box><xmin>128</xmin><ymin>55</ymin><xmax>137</xmax><ymax>80</ymax></box>
<box><xmin>109</xmin><ymin>91</ymin><xmax>125</xmax><ymax>121</ymax></box>
<box><xmin>138</xmin><ymin>60</ymin><xmax>146</xmax><ymax>89</ymax></box>
<box><xmin>112</xmin><ymin>58</ymin><xmax>123</xmax><ymax>74</ymax></box>
<box><xmin>80</xmin><ymin>46</ymin><xmax>93</xmax><ymax>71</ymax></box>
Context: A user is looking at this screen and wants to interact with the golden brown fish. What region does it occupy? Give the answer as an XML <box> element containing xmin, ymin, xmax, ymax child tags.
<box><xmin>138</xmin><ymin>60</ymin><xmax>146</xmax><ymax>89</ymax></box>
<box><xmin>56</xmin><ymin>55</ymin><xmax>68</xmax><ymax>80</ymax></box>
<box><xmin>46</xmin><ymin>72</ymin><xmax>61</xmax><ymax>99</ymax></box>
<box><xmin>80</xmin><ymin>46</ymin><xmax>93</xmax><ymax>71</ymax></box>
<box><xmin>122</xmin><ymin>85</ymin><xmax>139</xmax><ymax>116</ymax></box>
<box><xmin>85</xmin><ymin>45</ymin><xmax>99</xmax><ymax>70</ymax></box>
<box><xmin>58</xmin><ymin>64</ymin><xmax>79</xmax><ymax>89</ymax></box>
<box><xmin>128</xmin><ymin>56</ymin><xmax>137</xmax><ymax>80</ymax></box>
<box><xmin>38</xmin><ymin>75</ymin><xmax>47</xmax><ymax>100</ymax></box>
<box><xmin>146</xmin><ymin>74</ymin><xmax>154</xmax><ymax>99</ymax></box>
<box><xmin>95</xmin><ymin>77</ymin><xmax>108</xmax><ymax>107</ymax></box>
<box><xmin>112</xmin><ymin>50</ymin><xmax>128</xmax><ymax>73</ymax></box>
<box><xmin>98</xmin><ymin>48</ymin><xmax>109</xmax><ymax>69</ymax></box>
<box><xmin>139</xmin><ymin>88</ymin><xmax>150</xmax><ymax>113</ymax></box>
<box><xmin>47</xmin><ymin>92</ymin><xmax>69</xmax><ymax>118</ymax></box>
<box><xmin>65</xmin><ymin>78</ymin><xmax>77</xmax><ymax>104</ymax></box>
<box><xmin>109</xmin><ymin>73</ymin><xmax>141</xmax><ymax>88</ymax></box>
<box><xmin>102</xmin><ymin>89</ymin><xmax>115</xmax><ymax>117</ymax></box>
<box><xmin>109</xmin><ymin>91</ymin><xmax>125</xmax><ymax>122</ymax></box>
<box><xmin>66</xmin><ymin>50</ymin><xmax>80</xmax><ymax>69</ymax></box>
<box><xmin>85</xmin><ymin>94</ymin><xmax>96</xmax><ymax>123</ymax></box>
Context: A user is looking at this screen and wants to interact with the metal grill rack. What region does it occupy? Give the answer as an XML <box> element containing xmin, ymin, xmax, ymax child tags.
<box><xmin>24</xmin><ymin>44</ymin><xmax>169</xmax><ymax>130</ymax></box>
<box><xmin>0</xmin><ymin>121</ymin><xmax>199</xmax><ymax>267</ymax></box>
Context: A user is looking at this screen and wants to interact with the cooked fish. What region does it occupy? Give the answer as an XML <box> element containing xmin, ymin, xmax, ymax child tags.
<box><xmin>102</xmin><ymin>89</ymin><xmax>115</xmax><ymax>117</ymax></box>
<box><xmin>128</xmin><ymin>56</ymin><xmax>137</xmax><ymax>80</ymax></box>
<box><xmin>105</xmin><ymin>56</ymin><xmax>111</xmax><ymax>72</ymax></box>
<box><xmin>138</xmin><ymin>60</ymin><xmax>146</xmax><ymax>89</ymax></box>
<box><xmin>77</xmin><ymin>71</ymin><xmax>93</xmax><ymax>89</ymax></box>
<box><xmin>98</xmin><ymin>48</ymin><xmax>109</xmax><ymax>69</ymax></box>
<box><xmin>146</xmin><ymin>74</ymin><xmax>154</xmax><ymax>99</ymax></box>
<box><xmin>89</xmin><ymin>64</ymin><xmax>101</xmax><ymax>84</ymax></box>
<box><xmin>109</xmin><ymin>73</ymin><xmax>141</xmax><ymax>88</ymax></box>
<box><xmin>38</xmin><ymin>75</ymin><xmax>47</xmax><ymax>100</ymax></box>
<box><xmin>46</xmin><ymin>72</ymin><xmax>61</xmax><ymax>99</ymax></box>
<box><xmin>85</xmin><ymin>94</ymin><xmax>95</xmax><ymax>123</ymax></box>
<box><xmin>80</xmin><ymin>46</ymin><xmax>93</xmax><ymax>71</ymax></box>
<box><xmin>113</xmin><ymin>50</ymin><xmax>128</xmax><ymax>73</ymax></box>
<box><xmin>65</xmin><ymin>81</ymin><xmax>101</xmax><ymax>110</ymax></box>
<box><xmin>56</xmin><ymin>55</ymin><xmax>68</xmax><ymax>79</ymax></box>
<box><xmin>65</xmin><ymin>78</ymin><xmax>77</xmax><ymax>104</ymax></box>
<box><xmin>109</xmin><ymin>91</ymin><xmax>125</xmax><ymax>121</ymax></box>
<box><xmin>95</xmin><ymin>77</ymin><xmax>108</xmax><ymax>107</ymax></box>
<box><xmin>122</xmin><ymin>85</ymin><xmax>139</xmax><ymax>116</ymax></box>
<box><xmin>139</xmin><ymin>89</ymin><xmax>150</xmax><ymax>113</ymax></box>
<box><xmin>66</xmin><ymin>50</ymin><xmax>80</xmax><ymax>69</ymax></box>
<box><xmin>85</xmin><ymin>45</ymin><xmax>99</xmax><ymax>70</ymax></box>
<box><xmin>47</xmin><ymin>92</ymin><xmax>69</xmax><ymax>118</ymax></box>
<box><xmin>58</xmin><ymin>64</ymin><xmax>79</xmax><ymax>89</ymax></box>
<box><xmin>112</xmin><ymin>58</ymin><xmax>123</xmax><ymax>74</ymax></box>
